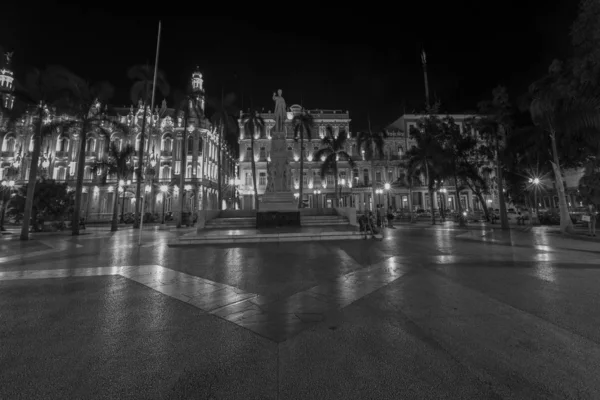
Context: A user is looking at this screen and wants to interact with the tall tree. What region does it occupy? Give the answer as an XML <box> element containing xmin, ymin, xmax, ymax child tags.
<box><xmin>5</xmin><ymin>65</ymin><xmax>76</xmax><ymax>240</ymax></box>
<box><xmin>356</xmin><ymin>118</ymin><xmax>387</xmax><ymax>212</ymax></box>
<box><xmin>93</xmin><ymin>142</ymin><xmax>134</xmax><ymax>231</ymax></box>
<box><xmin>315</xmin><ymin>126</ymin><xmax>355</xmax><ymax>207</ymax></box>
<box><xmin>50</xmin><ymin>73</ymin><xmax>127</xmax><ymax>236</ymax></box>
<box><xmin>439</xmin><ymin>116</ymin><xmax>473</xmax><ymax>226</ymax></box>
<box><xmin>474</xmin><ymin>86</ymin><xmax>513</xmax><ymax>230</ymax></box>
<box><xmin>528</xmin><ymin>61</ymin><xmax>600</xmax><ymax>232</ymax></box>
<box><xmin>207</xmin><ymin>92</ymin><xmax>239</xmax><ymax>210</ymax></box>
<box><xmin>292</xmin><ymin>109</ymin><xmax>314</xmax><ymax>208</ymax></box>
<box><xmin>127</xmin><ymin>65</ymin><xmax>170</xmax><ymax>227</ymax></box>
<box><xmin>242</xmin><ymin>110</ymin><xmax>264</xmax><ymax>210</ymax></box>
<box><xmin>405</xmin><ymin>119</ymin><xmax>446</xmax><ymax>224</ymax></box>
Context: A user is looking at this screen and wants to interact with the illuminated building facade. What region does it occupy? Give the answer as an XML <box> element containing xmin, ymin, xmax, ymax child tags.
<box><xmin>238</xmin><ymin>108</ymin><xmax>492</xmax><ymax>212</ymax></box>
<box><xmin>0</xmin><ymin>62</ymin><xmax>236</xmax><ymax>222</ymax></box>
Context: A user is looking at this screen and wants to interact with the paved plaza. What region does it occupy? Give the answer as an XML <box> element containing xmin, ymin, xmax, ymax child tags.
<box><xmin>1</xmin><ymin>224</ymin><xmax>600</xmax><ymax>399</ymax></box>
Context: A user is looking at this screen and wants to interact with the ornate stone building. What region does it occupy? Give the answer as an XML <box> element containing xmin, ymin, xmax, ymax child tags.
<box><xmin>237</xmin><ymin>109</ymin><xmax>501</xmax><ymax>213</ymax></box>
<box><xmin>0</xmin><ymin>64</ymin><xmax>237</xmax><ymax>222</ymax></box>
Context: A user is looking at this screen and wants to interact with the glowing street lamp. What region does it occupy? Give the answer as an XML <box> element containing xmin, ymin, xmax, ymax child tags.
<box><xmin>529</xmin><ymin>177</ymin><xmax>541</xmax><ymax>223</ymax></box>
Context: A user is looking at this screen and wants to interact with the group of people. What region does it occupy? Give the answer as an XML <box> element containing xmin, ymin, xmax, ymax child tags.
<box><xmin>358</xmin><ymin>204</ymin><xmax>395</xmax><ymax>239</ymax></box>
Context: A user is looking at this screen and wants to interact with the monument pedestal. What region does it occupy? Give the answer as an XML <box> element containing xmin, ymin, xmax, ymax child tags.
<box><xmin>257</xmin><ymin>130</ymin><xmax>300</xmax><ymax>228</ymax></box>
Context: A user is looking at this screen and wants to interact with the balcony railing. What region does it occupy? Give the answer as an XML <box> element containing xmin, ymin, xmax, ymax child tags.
<box><xmin>55</xmin><ymin>151</ymin><xmax>69</xmax><ymax>158</ymax></box>
<box><xmin>161</xmin><ymin>150</ymin><xmax>173</xmax><ymax>157</ymax></box>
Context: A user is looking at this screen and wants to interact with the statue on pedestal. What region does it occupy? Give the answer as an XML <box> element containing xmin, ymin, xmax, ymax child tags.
<box><xmin>272</xmin><ymin>89</ymin><xmax>287</xmax><ymax>132</ymax></box>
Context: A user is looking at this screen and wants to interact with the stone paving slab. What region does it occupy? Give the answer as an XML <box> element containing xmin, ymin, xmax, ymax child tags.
<box><xmin>0</xmin><ymin>258</ymin><xmax>413</xmax><ymax>343</ymax></box>
<box><xmin>0</xmin><ymin>276</ymin><xmax>277</xmax><ymax>399</ymax></box>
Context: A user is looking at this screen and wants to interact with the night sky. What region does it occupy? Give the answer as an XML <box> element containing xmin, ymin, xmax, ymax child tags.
<box><xmin>1</xmin><ymin>1</ymin><xmax>579</xmax><ymax>130</ymax></box>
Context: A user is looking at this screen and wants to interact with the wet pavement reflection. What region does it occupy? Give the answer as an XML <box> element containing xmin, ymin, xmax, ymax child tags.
<box><xmin>1</xmin><ymin>224</ymin><xmax>600</xmax><ymax>398</ymax></box>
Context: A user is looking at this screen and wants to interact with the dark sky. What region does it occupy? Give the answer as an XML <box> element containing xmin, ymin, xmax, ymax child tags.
<box><xmin>1</xmin><ymin>1</ymin><xmax>579</xmax><ymax>130</ymax></box>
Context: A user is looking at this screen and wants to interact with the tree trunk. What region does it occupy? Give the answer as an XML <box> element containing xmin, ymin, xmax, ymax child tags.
<box><xmin>334</xmin><ymin>166</ymin><xmax>339</xmax><ymax>208</ymax></box>
<box><xmin>71</xmin><ymin>122</ymin><xmax>88</xmax><ymax>236</ymax></box>
<box><xmin>21</xmin><ymin>109</ymin><xmax>44</xmax><ymax>240</ymax></box>
<box><xmin>425</xmin><ymin>160</ymin><xmax>435</xmax><ymax>224</ymax></box>
<box><xmin>453</xmin><ymin>169</ymin><xmax>465</xmax><ymax>227</ymax></box>
<box><xmin>178</xmin><ymin>115</ymin><xmax>188</xmax><ymax>228</ymax></box>
<box><xmin>475</xmin><ymin>191</ymin><xmax>490</xmax><ymax>221</ymax></box>
<box><xmin>549</xmin><ymin>130</ymin><xmax>574</xmax><ymax>233</ymax></box>
<box><xmin>298</xmin><ymin>134</ymin><xmax>304</xmax><ymax>209</ymax></box>
<box><xmin>408</xmin><ymin>179</ymin><xmax>414</xmax><ymax>223</ymax></box>
<box><xmin>217</xmin><ymin>125</ymin><xmax>223</xmax><ymax>210</ymax></box>
<box><xmin>134</xmin><ymin>99</ymin><xmax>148</xmax><ymax>229</ymax></box>
<box><xmin>495</xmin><ymin>132</ymin><xmax>509</xmax><ymax>230</ymax></box>
<box><xmin>111</xmin><ymin>183</ymin><xmax>119</xmax><ymax>231</ymax></box>
<box><xmin>0</xmin><ymin>200</ymin><xmax>7</xmax><ymax>231</ymax></box>
<box><xmin>251</xmin><ymin>135</ymin><xmax>259</xmax><ymax>210</ymax></box>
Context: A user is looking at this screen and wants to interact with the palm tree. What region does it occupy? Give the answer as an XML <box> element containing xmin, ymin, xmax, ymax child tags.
<box><xmin>399</xmin><ymin>157</ymin><xmax>421</xmax><ymax>222</ymax></box>
<box><xmin>5</xmin><ymin>65</ymin><xmax>76</xmax><ymax>240</ymax></box>
<box><xmin>49</xmin><ymin>73</ymin><xmax>128</xmax><ymax>236</ymax></box>
<box><xmin>207</xmin><ymin>92</ymin><xmax>239</xmax><ymax>210</ymax></box>
<box><xmin>405</xmin><ymin>123</ymin><xmax>446</xmax><ymax>224</ymax></box>
<box><xmin>128</xmin><ymin>65</ymin><xmax>170</xmax><ymax>227</ymax></box>
<box><xmin>315</xmin><ymin>126</ymin><xmax>355</xmax><ymax>207</ymax></box>
<box><xmin>475</xmin><ymin>86</ymin><xmax>516</xmax><ymax>230</ymax></box>
<box><xmin>242</xmin><ymin>110</ymin><xmax>265</xmax><ymax>210</ymax></box>
<box><xmin>173</xmin><ymin>88</ymin><xmax>204</xmax><ymax>227</ymax></box>
<box><xmin>356</xmin><ymin>118</ymin><xmax>387</xmax><ymax>212</ymax></box>
<box><xmin>292</xmin><ymin>109</ymin><xmax>314</xmax><ymax>208</ymax></box>
<box><xmin>529</xmin><ymin>61</ymin><xmax>600</xmax><ymax>233</ymax></box>
<box><xmin>92</xmin><ymin>142</ymin><xmax>134</xmax><ymax>231</ymax></box>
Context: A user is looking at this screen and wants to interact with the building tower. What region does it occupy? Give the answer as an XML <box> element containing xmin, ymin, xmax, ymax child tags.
<box><xmin>191</xmin><ymin>67</ymin><xmax>205</xmax><ymax>111</ymax></box>
<box><xmin>0</xmin><ymin>51</ymin><xmax>15</xmax><ymax>110</ymax></box>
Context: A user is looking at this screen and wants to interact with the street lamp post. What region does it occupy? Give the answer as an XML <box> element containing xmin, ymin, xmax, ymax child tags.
<box><xmin>384</xmin><ymin>182</ymin><xmax>391</xmax><ymax>210</ymax></box>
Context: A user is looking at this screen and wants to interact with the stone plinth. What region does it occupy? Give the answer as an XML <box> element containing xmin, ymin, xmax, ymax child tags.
<box><xmin>257</xmin><ymin>130</ymin><xmax>299</xmax><ymax>228</ymax></box>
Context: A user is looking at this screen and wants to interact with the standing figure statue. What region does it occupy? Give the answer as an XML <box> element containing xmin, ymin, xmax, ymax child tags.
<box><xmin>272</xmin><ymin>89</ymin><xmax>287</xmax><ymax>132</ymax></box>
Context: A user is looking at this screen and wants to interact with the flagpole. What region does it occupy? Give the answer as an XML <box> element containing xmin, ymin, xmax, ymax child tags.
<box><xmin>139</xmin><ymin>20</ymin><xmax>162</xmax><ymax>246</ymax></box>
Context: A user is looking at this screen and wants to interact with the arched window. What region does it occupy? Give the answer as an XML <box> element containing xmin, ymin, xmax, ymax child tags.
<box><xmin>161</xmin><ymin>165</ymin><xmax>171</xmax><ymax>181</ymax></box>
<box><xmin>353</xmin><ymin>168</ymin><xmax>359</xmax><ymax>184</ymax></box>
<box><xmin>187</xmin><ymin>136</ymin><xmax>194</xmax><ymax>154</ymax></box>
<box><xmin>162</xmin><ymin>135</ymin><xmax>173</xmax><ymax>151</ymax></box>
<box><xmin>86</xmin><ymin>137</ymin><xmax>96</xmax><ymax>152</ymax></box>
<box><xmin>56</xmin><ymin>135</ymin><xmax>69</xmax><ymax>152</ymax></box>
<box><xmin>198</xmin><ymin>137</ymin><xmax>203</xmax><ymax>155</ymax></box>
<box><xmin>110</xmin><ymin>137</ymin><xmax>122</xmax><ymax>151</ymax></box>
<box><xmin>259</xmin><ymin>147</ymin><xmax>266</xmax><ymax>160</ymax></box>
<box><xmin>397</xmin><ymin>145</ymin><xmax>404</xmax><ymax>157</ymax></box>
<box><xmin>246</xmin><ymin>147</ymin><xmax>252</xmax><ymax>161</ymax></box>
<box><xmin>186</xmin><ymin>163</ymin><xmax>192</xmax><ymax>177</ymax></box>
<box><xmin>2</xmin><ymin>135</ymin><xmax>16</xmax><ymax>152</ymax></box>
<box><xmin>363</xmin><ymin>168</ymin><xmax>369</xmax><ymax>186</ymax></box>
